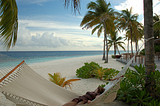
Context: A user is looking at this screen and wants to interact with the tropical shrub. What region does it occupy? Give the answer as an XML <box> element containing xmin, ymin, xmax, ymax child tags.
<box><xmin>93</xmin><ymin>67</ymin><xmax>107</xmax><ymax>80</ymax></box>
<box><xmin>117</xmin><ymin>64</ymin><xmax>160</xmax><ymax>105</ymax></box>
<box><xmin>76</xmin><ymin>62</ymin><xmax>100</xmax><ymax>78</ymax></box>
<box><xmin>103</xmin><ymin>68</ymin><xmax>119</xmax><ymax>81</ymax></box>
<box><xmin>76</xmin><ymin>62</ymin><xmax>119</xmax><ymax>80</ymax></box>
<box><xmin>112</xmin><ymin>55</ymin><xmax>115</xmax><ymax>58</ymax></box>
<box><xmin>48</xmin><ymin>72</ymin><xmax>80</xmax><ymax>89</ymax></box>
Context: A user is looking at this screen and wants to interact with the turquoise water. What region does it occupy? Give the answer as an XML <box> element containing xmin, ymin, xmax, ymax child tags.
<box><xmin>0</xmin><ymin>51</ymin><xmax>125</xmax><ymax>65</ymax></box>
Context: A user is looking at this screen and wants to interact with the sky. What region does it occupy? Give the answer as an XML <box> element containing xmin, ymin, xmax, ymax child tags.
<box><xmin>1</xmin><ymin>0</ymin><xmax>160</xmax><ymax>51</ymax></box>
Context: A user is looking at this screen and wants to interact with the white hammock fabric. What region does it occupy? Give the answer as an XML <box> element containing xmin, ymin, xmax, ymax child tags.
<box><xmin>0</xmin><ymin>54</ymin><xmax>136</xmax><ymax>106</ymax></box>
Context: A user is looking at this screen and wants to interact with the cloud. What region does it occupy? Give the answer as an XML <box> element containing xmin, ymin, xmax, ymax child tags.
<box><xmin>10</xmin><ymin>22</ymin><xmax>103</xmax><ymax>51</ymax></box>
<box><xmin>115</xmin><ymin>0</ymin><xmax>160</xmax><ymax>15</ymax></box>
<box><xmin>16</xmin><ymin>23</ymin><xmax>72</xmax><ymax>49</ymax></box>
<box><xmin>17</xmin><ymin>0</ymin><xmax>51</xmax><ymax>5</ymax></box>
<box><xmin>19</xmin><ymin>19</ymin><xmax>81</xmax><ymax>30</ymax></box>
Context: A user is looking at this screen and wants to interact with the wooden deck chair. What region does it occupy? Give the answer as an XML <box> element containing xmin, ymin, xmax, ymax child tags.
<box><xmin>0</xmin><ymin>54</ymin><xmax>136</xmax><ymax>106</ymax></box>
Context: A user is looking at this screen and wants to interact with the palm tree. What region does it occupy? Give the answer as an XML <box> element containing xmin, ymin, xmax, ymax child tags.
<box><xmin>80</xmin><ymin>0</ymin><xmax>116</xmax><ymax>63</ymax></box>
<box><xmin>126</xmin><ymin>23</ymin><xmax>144</xmax><ymax>52</ymax></box>
<box><xmin>117</xmin><ymin>7</ymin><xmax>140</xmax><ymax>54</ymax></box>
<box><xmin>91</xmin><ymin>23</ymin><xmax>105</xmax><ymax>60</ymax></box>
<box><xmin>144</xmin><ymin>0</ymin><xmax>156</xmax><ymax>97</ymax></box>
<box><xmin>123</xmin><ymin>33</ymin><xmax>131</xmax><ymax>53</ymax></box>
<box><xmin>108</xmin><ymin>31</ymin><xmax>126</xmax><ymax>56</ymax></box>
<box><xmin>0</xmin><ymin>0</ymin><xmax>18</xmax><ymax>50</ymax></box>
<box><xmin>132</xmin><ymin>24</ymin><xmax>144</xmax><ymax>52</ymax></box>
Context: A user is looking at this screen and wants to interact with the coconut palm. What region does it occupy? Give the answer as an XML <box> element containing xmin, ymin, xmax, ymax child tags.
<box><xmin>117</xmin><ymin>7</ymin><xmax>140</xmax><ymax>54</ymax></box>
<box><xmin>80</xmin><ymin>0</ymin><xmax>116</xmax><ymax>63</ymax></box>
<box><xmin>0</xmin><ymin>0</ymin><xmax>18</xmax><ymax>50</ymax></box>
<box><xmin>108</xmin><ymin>31</ymin><xmax>126</xmax><ymax>56</ymax></box>
<box><xmin>91</xmin><ymin>23</ymin><xmax>105</xmax><ymax>60</ymax></box>
<box><xmin>125</xmin><ymin>23</ymin><xmax>144</xmax><ymax>52</ymax></box>
<box><xmin>144</xmin><ymin>0</ymin><xmax>156</xmax><ymax>97</ymax></box>
<box><xmin>132</xmin><ymin>24</ymin><xmax>144</xmax><ymax>52</ymax></box>
<box><xmin>123</xmin><ymin>33</ymin><xmax>131</xmax><ymax>53</ymax></box>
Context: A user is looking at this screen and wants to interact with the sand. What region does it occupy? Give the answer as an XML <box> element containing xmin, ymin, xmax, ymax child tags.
<box><xmin>0</xmin><ymin>55</ymin><xmax>134</xmax><ymax>106</ymax></box>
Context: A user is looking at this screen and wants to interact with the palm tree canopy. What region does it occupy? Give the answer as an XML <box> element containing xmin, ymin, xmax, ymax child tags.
<box><xmin>80</xmin><ymin>0</ymin><xmax>115</xmax><ymax>31</ymax></box>
<box><xmin>118</xmin><ymin>7</ymin><xmax>139</xmax><ymax>31</ymax></box>
<box><xmin>108</xmin><ymin>31</ymin><xmax>126</xmax><ymax>52</ymax></box>
<box><xmin>0</xmin><ymin>0</ymin><xmax>18</xmax><ymax>50</ymax></box>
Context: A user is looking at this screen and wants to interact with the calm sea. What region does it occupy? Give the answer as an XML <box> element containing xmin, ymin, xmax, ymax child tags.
<box><xmin>0</xmin><ymin>51</ymin><xmax>123</xmax><ymax>65</ymax></box>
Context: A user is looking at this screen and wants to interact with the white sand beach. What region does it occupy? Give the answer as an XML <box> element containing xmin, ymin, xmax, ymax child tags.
<box><xmin>0</xmin><ymin>55</ymin><xmax>134</xmax><ymax>106</ymax></box>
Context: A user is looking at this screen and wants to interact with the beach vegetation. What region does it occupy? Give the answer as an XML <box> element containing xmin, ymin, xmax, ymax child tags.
<box><xmin>103</xmin><ymin>68</ymin><xmax>119</xmax><ymax>81</ymax></box>
<box><xmin>76</xmin><ymin>62</ymin><xmax>100</xmax><ymax>78</ymax></box>
<box><xmin>48</xmin><ymin>72</ymin><xmax>80</xmax><ymax>89</ymax></box>
<box><xmin>116</xmin><ymin>64</ymin><xmax>160</xmax><ymax>105</ymax></box>
<box><xmin>76</xmin><ymin>61</ymin><xmax>119</xmax><ymax>80</ymax></box>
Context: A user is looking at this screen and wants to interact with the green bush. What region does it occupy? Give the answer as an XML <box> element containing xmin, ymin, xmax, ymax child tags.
<box><xmin>76</xmin><ymin>62</ymin><xmax>100</xmax><ymax>78</ymax></box>
<box><xmin>76</xmin><ymin>62</ymin><xmax>119</xmax><ymax>80</ymax></box>
<box><xmin>103</xmin><ymin>68</ymin><xmax>119</xmax><ymax>81</ymax></box>
<box><xmin>112</xmin><ymin>55</ymin><xmax>115</xmax><ymax>58</ymax></box>
<box><xmin>117</xmin><ymin>64</ymin><xmax>160</xmax><ymax>105</ymax></box>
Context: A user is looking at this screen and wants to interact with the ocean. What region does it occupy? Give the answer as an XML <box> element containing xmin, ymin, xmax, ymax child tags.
<box><xmin>0</xmin><ymin>51</ymin><xmax>124</xmax><ymax>65</ymax></box>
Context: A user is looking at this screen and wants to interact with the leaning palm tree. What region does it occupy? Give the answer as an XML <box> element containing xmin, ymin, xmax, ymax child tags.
<box><xmin>80</xmin><ymin>0</ymin><xmax>116</xmax><ymax>63</ymax></box>
<box><xmin>91</xmin><ymin>23</ymin><xmax>106</xmax><ymax>60</ymax></box>
<box><xmin>0</xmin><ymin>0</ymin><xmax>18</xmax><ymax>50</ymax></box>
<box><xmin>117</xmin><ymin>7</ymin><xmax>140</xmax><ymax>54</ymax></box>
<box><xmin>108</xmin><ymin>31</ymin><xmax>126</xmax><ymax>56</ymax></box>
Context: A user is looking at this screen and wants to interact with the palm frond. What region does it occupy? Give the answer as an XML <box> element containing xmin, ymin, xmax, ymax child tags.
<box><xmin>64</xmin><ymin>0</ymin><xmax>81</xmax><ymax>14</ymax></box>
<box><xmin>61</xmin><ymin>79</ymin><xmax>81</xmax><ymax>89</ymax></box>
<box><xmin>0</xmin><ymin>0</ymin><xmax>18</xmax><ymax>50</ymax></box>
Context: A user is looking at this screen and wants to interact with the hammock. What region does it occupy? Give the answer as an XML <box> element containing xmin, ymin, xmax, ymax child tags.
<box><xmin>0</xmin><ymin>53</ymin><xmax>136</xmax><ymax>106</ymax></box>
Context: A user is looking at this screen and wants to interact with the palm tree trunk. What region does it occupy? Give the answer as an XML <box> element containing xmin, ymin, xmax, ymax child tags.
<box><xmin>144</xmin><ymin>0</ymin><xmax>156</xmax><ymax>97</ymax></box>
<box><xmin>102</xmin><ymin>36</ymin><xmax>106</xmax><ymax>60</ymax></box>
<box><xmin>117</xmin><ymin>47</ymin><xmax>121</xmax><ymax>55</ymax></box>
<box><xmin>114</xmin><ymin>42</ymin><xmax>116</xmax><ymax>55</ymax></box>
<box><xmin>103</xmin><ymin>21</ymin><xmax>108</xmax><ymax>63</ymax></box>
<box><xmin>130</xmin><ymin>27</ymin><xmax>133</xmax><ymax>54</ymax></box>
<box><xmin>128</xmin><ymin>39</ymin><xmax>129</xmax><ymax>53</ymax></box>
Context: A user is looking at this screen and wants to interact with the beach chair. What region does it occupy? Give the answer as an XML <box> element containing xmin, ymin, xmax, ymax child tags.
<box><xmin>0</xmin><ymin>53</ymin><xmax>136</xmax><ymax>106</ymax></box>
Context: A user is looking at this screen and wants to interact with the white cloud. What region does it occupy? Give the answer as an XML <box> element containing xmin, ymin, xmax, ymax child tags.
<box><xmin>17</xmin><ymin>0</ymin><xmax>51</xmax><ymax>5</ymax></box>
<box><xmin>8</xmin><ymin>22</ymin><xmax>103</xmax><ymax>51</ymax></box>
<box><xmin>19</xmin><ymin>19</ymin><xmax>81</xmax><ymax>30</ymax></box>
<box><xmin>115</xmin><ymin>0</ymin><xmax>160</xmax><ymax>15</ymax></box>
